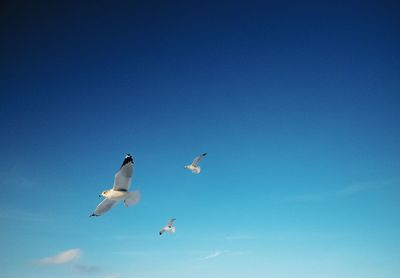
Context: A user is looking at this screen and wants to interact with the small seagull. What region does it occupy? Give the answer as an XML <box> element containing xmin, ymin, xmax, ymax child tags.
<box><xmin>184</xmin><ymin>153</ymin><xmax>207</xmax><ymax>174</ymax></box>
<box><xmin>159</xmin><ymin>218</ymin><xmax>176</xmax><ymax>235</ymax></box>
<box><xmin>90</xmin><ymin>154</ymin><xmax>140</xmax><ymax>217</ymax></box>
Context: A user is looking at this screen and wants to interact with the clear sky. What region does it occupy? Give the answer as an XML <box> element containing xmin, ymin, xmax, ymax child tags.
<box><xmin>1</xmin><ymin>1</ymin><xmax>400</xmax><ymax>278</ymax></box>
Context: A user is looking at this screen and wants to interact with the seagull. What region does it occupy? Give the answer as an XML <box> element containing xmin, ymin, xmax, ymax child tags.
<box><xmin>184</xmin><ymin>153</ymin><xmax>207</xmax><ymax>174</ymax></box>
<box><xmin>90</xmin><ymin>154</ymin><xmax>140</xmax><ymax>217</ymax></box>
<box><xmin>159</xmin><ymin>218</ymin><xmax>176</xmax><ymax>235</ymax></box>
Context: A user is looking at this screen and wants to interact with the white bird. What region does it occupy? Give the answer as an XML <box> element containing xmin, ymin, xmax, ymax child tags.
<box><xmin>159</xmin><ymin>218</ymin><xmax>176</xmax><ymax>235</ymax></box>
<box><xmin>184</xmin><ymin>153</ymin><xmax>207</xmax><ymax>174</ymax></box>
<box><xmin>90</xmin><ymin>154</ymin><xmax>140</xmax><ymax>217</ymax></box>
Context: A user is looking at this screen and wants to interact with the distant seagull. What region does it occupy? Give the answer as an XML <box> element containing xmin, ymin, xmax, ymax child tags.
<box><xmin>90</xmin><ymin>154</ymin><xmax>140</xmax><ymax>217</ymax></box>
<box><xmin>159</xmin><ymin>218</ymin><xmax>176</xmax><ymax>235</ymax></box>
<box><xmin>184</xmin><ymin>153</ymin><xmax>207</xmax><ymax>174</ymax></box>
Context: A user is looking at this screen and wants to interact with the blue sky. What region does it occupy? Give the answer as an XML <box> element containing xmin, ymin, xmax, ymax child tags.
<box><xmin>1</xmin><ymin>1</ymin><xmax>400</xmax><ymax>277</ymax></box>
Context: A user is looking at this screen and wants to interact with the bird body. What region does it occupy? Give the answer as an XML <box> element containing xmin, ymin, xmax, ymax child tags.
<box><xmin>184</xmin><ymin>164</ymin><xmax>201</xmax><ymax>174</ymax></box>
<box><xmin>90</xmin><ymin>154</ymin><xmax>140</xmax><ymax>217</ymax></box>
<box><xmin>184</xmin><ymin>153</ymin><xmax>207</xmax><ymax>174</ymax></box>
<box><xmin>159</xmin><ymin>218</ymin><xmax>176</xmax><ymax>235</ymax></box>
<box><xmin>101</xmin><ymin>189</ymin><xmax>128</xmax><ymax>200</ymax></box>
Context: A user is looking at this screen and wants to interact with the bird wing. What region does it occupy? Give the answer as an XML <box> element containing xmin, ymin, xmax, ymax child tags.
<box><xmin>113</xmin><ymin>154</ymin><xmax>134</xmax><ymax>191</ymax></box>
<box><xmin>191</xmin><ymin>153</ymin><xmax>207</xmax><ymax>166</ymax></box>
<box><xmin>91</xmin><ymin>198</ymin><xmax>118</xmax><ymax>216</ymax></box>
<box><xmin>167</xmin><ymin>218</ymin><xmax>176</xmax><ymax>227</ymax></box>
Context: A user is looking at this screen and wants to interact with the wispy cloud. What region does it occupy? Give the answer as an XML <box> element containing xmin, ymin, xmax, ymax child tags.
<box><xmin>201</xmin><ymin>250</ymin><xmax>223</xmax><ymax>260</ymax></box>
<box><xmin>37</xmin><ymin>248</ymin><xmax>103</xmax><ymax>275</ymax></box>
<box><xmin>286</xmin><ymin>179</ymin><xmax>399</xmax><ymax>202</ymax></box>
<box><xmin>38</xmin><ymin>249</ymin><xmax>81</xmax><ymax>265</ymax></box>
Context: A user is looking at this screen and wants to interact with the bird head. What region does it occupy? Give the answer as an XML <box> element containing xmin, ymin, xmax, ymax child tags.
<box><xmin>99</xmin><ymin>190</ymin><xmax>109</xmax><ymax>197</ymax></box>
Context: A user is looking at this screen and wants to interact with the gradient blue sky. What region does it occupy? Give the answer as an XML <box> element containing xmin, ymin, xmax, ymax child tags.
<box><xmin>1</xmin><ymin>1</ymin><xmax>400</xmax><ymax>277</ymax></box>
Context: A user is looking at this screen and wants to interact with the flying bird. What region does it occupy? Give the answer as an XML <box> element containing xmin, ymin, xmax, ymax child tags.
<box><xmin>159</xmin><ymin>218</ymin><xmax>176</xmax><ymax>235</ymax></box>
<box><xmin>184</xmin><ymin>153</ymin><xmax>207</xmax><ymax>174</ymax></box>
<box><xmin>90</xmin><ymin>154</ymin><xmax>140</xmax><ymax>217</ymax></box>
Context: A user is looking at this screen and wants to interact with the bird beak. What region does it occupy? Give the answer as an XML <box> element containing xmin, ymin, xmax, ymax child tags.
<box><xmin>99</xmin><ymin>194</ymin><xmax>102</xmax><ymax>197</ymax></box>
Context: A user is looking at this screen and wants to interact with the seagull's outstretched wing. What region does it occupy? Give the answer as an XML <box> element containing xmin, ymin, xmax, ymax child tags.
<box><xmin>90</xmin><ymin>198</ymin><xmax>117</xmax><ymax>217</ymax></box>
<box><xmin>113</xmin><ymin>154</ymin><xmax>134</xmax><ymax>191</ymax></box>
<box><xmin>167</xmin><ymin>218</ymin><xmax>176</xmax><ymax>227</ymax></box>
<box><xmin>191</xmin><ymin>153</ymin><xmax>207</xmax><ymax>166</ymax></box>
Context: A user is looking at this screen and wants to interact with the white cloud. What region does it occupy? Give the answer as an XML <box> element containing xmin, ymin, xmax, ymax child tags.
<box><xmin>37</xmin><ymin>248</ymin><xmax>103</xmax><ymax>275</ymax></box>
<box><xmin>39</xmin><ymin>249</ymin><xmax>81</xmax><ymax>265</ymax></box>
<box><xmin>201</xmin><ymin>250</ymin><xmax>223</xmax><ymax>260</ymax></box>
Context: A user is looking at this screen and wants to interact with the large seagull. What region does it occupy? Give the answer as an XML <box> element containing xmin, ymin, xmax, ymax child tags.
<box><xmin>90</xmin><ymin>154</ymin><xmax>140</xmax><ymax>217</ymax></box>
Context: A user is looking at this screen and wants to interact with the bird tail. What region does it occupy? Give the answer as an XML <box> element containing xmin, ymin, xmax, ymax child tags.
<box><xmin>124</xmin><ymin>190</ymin><xmax>141</xmax><ymax>207</ymax></box>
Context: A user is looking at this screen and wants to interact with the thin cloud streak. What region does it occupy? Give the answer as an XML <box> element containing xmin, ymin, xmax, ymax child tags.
<box><xmin>38</xmin><ymin>249</ymin><xmax>81</xmax><ymax>265</ymax></box>
<box><xmin>201</xmin><ymin>250</ymin><xmax>223</xmax><ymax>260</ymax></box>
<box><xmin>286</xmin><ymin>179</ymin><xmax>399</xmax><ymax>202</ymax></box>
